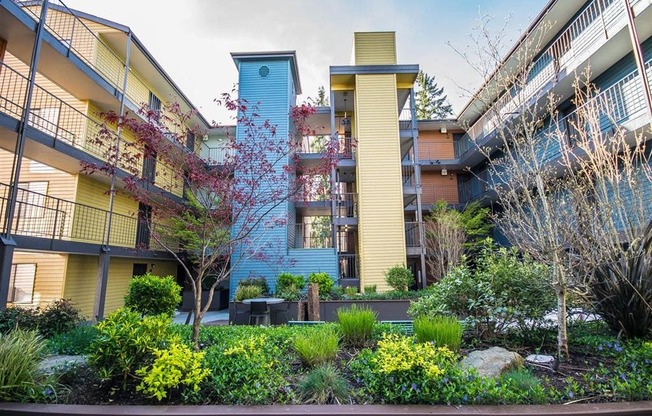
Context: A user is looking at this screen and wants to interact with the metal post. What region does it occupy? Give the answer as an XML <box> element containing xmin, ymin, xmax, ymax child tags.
<box><xmin>93</xmin><ymin>31</ymin><xmax>132</xmax><ymax>321</ymax></box>
<box><xmin>0</xmin><ymin>0</ymin><xmax>50</xmax><ymax>309</ymax></box>
<box><xmin>329</xmin><ymin>88</ymin><xmax>339</xmax><ymax>278</ymax></box>
<box><xmin>622</xmin><ymin>0</ymin><xmax>652</xmax><ymax>118</ymax></box>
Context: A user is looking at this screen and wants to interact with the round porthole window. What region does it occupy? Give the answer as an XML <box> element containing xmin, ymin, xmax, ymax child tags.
<box><xmin>259</xmin><ymin>65</ymin><xmax>270</xmax><ymax>78</ymax></box>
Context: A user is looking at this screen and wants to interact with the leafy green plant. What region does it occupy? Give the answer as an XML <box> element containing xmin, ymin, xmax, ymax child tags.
<box><xmin>299</xmin><ymin>364</ymin><xmax>349</xmax><ymax>404</ymax></box>
<box><xmin>409</xmin><ymin>241</ymin><xmax>555</xmax><ymax>339</ymax></box>
<box><xmin>275</xmin><ymin>272</ymin><xmax>306</xmax><ymax>300</ymax></box>
<box><xmin>37</xmin><ymin>299</ymin><xmax>83</xmax><ymax>338</ymax></box>
<box><xmin>45</xmin><ymin>325</ymin><xmax>98</xmax><ymax>355</ymax></box>
<box><xmin>344</xmin><ymin>286</ymin><xmax>358</xmax><ymax>296</ymax></box>
<box><xmin>0</xmin><ymin>329</ymin><xmax>44</xmax><ymax>401</ymax></box>
<box><xmin>124</xmin><ymin>273</ymin><xmax>182</xmax><ymax>317</ymax></box>
<box><xmin>204</xmin><ymin>332</ymin><xmax>293</xmax><ymax>404</ymax></box>
<box><xmin>337</xmin><ymin>304</ymin><xmax>376</xmax><ymax>347</ymax></box>
<box><xmin>384</xmin><ymin>265</ymin><xmax>413</xmax><ymax>292</ymax></box>
<box><xmin>413</xmin><ymin>315</ymin><xmax>463</xmax><ymax>352</ymax></box>
<box><xmin>588</xmin><ymin>221</ymin><xmax>652</xmax><ymax>338</ymax></box>
<box><xmin>500</xmin><ymin>368</ymin><xmax>541</xmax><ymax>392</ymax></box>
<box><xmin>364</xmin><ymin>285</ymin><xmax>377</xmax><ymax>293</ymax></box>
<box><xmin>135</xmin><ymin>342</ymin><xmax>210</xmax><ymax>401</ymax></box>
<box><xmin>234</xmin><ymin>284</ymin><xmax>263</xmax><ymax>301</ymax></box>
<box><xmin>90</xmin><ymin>308</ymin><xmax>177</xmax><ymax>385</ymax></box>
<box><xmin>308</xmin><ymin>272</ymin><xmax>334</xmax><ymax>298</ymax></box>
<box><xmin>0</xmin><ymin>307</ymin><xmax>39</xmax><ymax>334</ymax></box>
<box><xmin>237</xmin><ymin>276</ymin><xmax>270</xmax><ymax>295</ymax></box>
<box><xmin>293</xmin><ymin>326</ymin><xmax>339</xmax><ymax>367</ymax></box>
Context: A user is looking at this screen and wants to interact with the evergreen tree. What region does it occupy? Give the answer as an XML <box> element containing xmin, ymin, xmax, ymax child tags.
<box><xmin>415</xmin><ymin>70</ymin><xmax>453</xmax><ymax>119</ymax></box>
<box><xmin>310</xmin><ymin>85</ymin><xmax>329</xmax><ymax>107</ymax></box>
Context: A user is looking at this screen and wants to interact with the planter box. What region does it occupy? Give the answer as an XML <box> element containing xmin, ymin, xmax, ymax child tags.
<box><xmin>181</xmin><ymin>289</ymin><xmax>229</xmax><ymax>311</ymax></box>
<box><xmin>228</xmin><ymin>299</ymin><xmax>410</xmax><ymax>324</ymax></box>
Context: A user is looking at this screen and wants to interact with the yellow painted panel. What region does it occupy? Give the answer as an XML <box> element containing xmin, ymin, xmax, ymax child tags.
<box><xmin>62</xmin><ymin>254</ymin><xmax>98</xmax><ymax>318</ymax></box>
<box><xmin>354</xmin><ymin>74</ymin><xmax>406</xmax><ymax>291</ymax></box>
<box><xmin>9</xmin><ymin>251</ymin><xmax>67</xmax><ymax>310</ymax></box>
<box><xmin>72</xmin><ymin>175</ymin><xmax>138</xmax><ymax>247</ymax></box>
<box><xmin>154</xmin><ymin>160</ymin><xmax>184</xmax><ymax>197</ymax></box>
<box><xmin>354</xmin><ymin>32</ymin><xmax>397</xmax><ymax>66</ymax></box>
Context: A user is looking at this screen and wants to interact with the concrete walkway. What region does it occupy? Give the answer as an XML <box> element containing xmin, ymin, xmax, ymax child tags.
<box><xmin>172</xmin><ymin>309</ymin><xmax>229</xmax><ymax>325</ymax></box>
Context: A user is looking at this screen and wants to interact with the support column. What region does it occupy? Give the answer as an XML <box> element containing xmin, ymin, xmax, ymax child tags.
<box><xmin>0</xmin><ymin>37</ymin><xmax>7</xmax><ymax>61</ymax></box>
<box><xmin>92</xmin><ymin>31</ymin><xmax>132</xmax><ymax>321</ymax></box>
<box><xmin>623</xmin><ymin>0</ymin><xmax>652</xmax><ymax>118</ymax></box>
<box><xmin>409</xmin><ymin>88</ymin><xmax>427</xmax><ymax>289</ymax></box>
<box><xmin>0</xmin><ymin>1</ymin><xmax>49</xmax><ymax>308</ymax></box>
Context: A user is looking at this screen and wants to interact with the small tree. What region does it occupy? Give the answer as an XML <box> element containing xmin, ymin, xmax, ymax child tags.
<box><xmin>415</xmin><ymin>70</ymin><xmax>453</xmax><ymax>119</ymax></box>
<box><xmin>84</xmin><ymin>94</ymin><xmax>336</xmax><ymax>349</ymax></box>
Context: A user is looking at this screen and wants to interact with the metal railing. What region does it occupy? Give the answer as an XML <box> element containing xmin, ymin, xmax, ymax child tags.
<box><xmin>404</xmin><ymin>221</ymin><xmax>423</xmax><ymax>248</ymax></box>
<box><xmin>292</xmin><ymin>222</ymin><xmax>333</xmax><ymax>249</ymax></box>
<box><xmin>335</xmin><ymin>192</ymin><xmax>357</xmax><ymax>218</ymax></box>
<box><xmin>15</xmin><ymin>0</ymin><xmax>127</xmax><ymax>93</ymax></box>
<box><xmin>402</xmin><ymin>165</ymin><xmax>416</xmax><ymax>188</ymax></box>
<box><xmin>418</xmin><ymin>142</ymin><xmax>456</xmax><ymax>161</ymax></box>
<box><xmin>0</xmin><ymin>61</ymin><xmax>142</xmax><ymax>174</ymax></box>
<box><xmin>298</xmin><ymin>135</ymin><xmax>357</xmax><ymax>159</ymax></box>
<box><xmin>399</xmin><ymin>107</ymin><xmax>414</xmax><ymax>130</ymax></box>
<box><xmin>338</xmin><ymin>253</ymin><xmax>358</xmax><ymax>279</ymax></box>
<box><xmin>0</xmin><ymin>182</ymin><xmax>176</xmax><ymax>250</ymax></box>
<box><xmin>466</xmin><ymin>0</ymin><xmax>631</xmax><ymax>144</ymax></box>
<box><xmin>421</xmin><ymin>184</ymin><xmax>459</xmax><ymax>205</ymax></box>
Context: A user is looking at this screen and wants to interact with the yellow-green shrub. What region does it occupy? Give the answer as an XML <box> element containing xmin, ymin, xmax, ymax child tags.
<box><xmin>136</xmin><ymin>342</ymin><xmax>210</xmax><ymax>401</ymax></box>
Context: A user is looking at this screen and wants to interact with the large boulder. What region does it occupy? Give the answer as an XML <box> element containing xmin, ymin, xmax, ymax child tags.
<box><xmin>459</xmin><ymin>347</ymin><xmax>524</xmax><ymax>378</ymax></box>
<box><xmin>38</xmin><ymin>355</ymin><xmax>87</xmax><ymax>375</ymax></box>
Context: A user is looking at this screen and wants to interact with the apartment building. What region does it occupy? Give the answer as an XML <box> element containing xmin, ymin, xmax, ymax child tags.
<box><xmin>0</xmin><ymin>1</ymin><xmax>208</xmax><ymax>318</ymax></box>
<box><xmin>2</xmin><ymin>0</ymin><xmax>650</xmax><ymax>312</ymax></box>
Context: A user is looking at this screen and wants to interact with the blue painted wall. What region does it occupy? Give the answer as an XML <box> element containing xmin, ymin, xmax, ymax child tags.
<box><xmin>230</xmin><ymin>57</ymin><xmax>337</xmax><ymax>297</ymax></box>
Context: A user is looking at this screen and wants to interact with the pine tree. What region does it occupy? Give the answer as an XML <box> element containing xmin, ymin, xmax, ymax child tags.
<box><xmin>415</xmin><ymin>70</ymin><xmax>453</xmax><ymax>119</ymax></box>
<box><xmin>310</xmin><ymin>85</ymin><xmax>329</xmax><ymax>106</ymax></box>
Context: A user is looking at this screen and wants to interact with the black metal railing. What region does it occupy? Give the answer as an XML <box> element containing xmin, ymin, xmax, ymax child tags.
<box><xmin>405</xmin><ymin>222</ymin><xmax>423</xmax><ymax>248</ymax></box>
<box><xmin>335</xmin><ymin>192</ymin><xmax>357</xmax><ymax>218</ymax></box>
<box><xmin>338</xmin><ymin>253</ymin><xmax>357</xmax><ymax>279</ymax></box>
<box><xmin>292</xmin><ymin>222</ymin><xmax>333</xmax><ymax>249</ymax></box>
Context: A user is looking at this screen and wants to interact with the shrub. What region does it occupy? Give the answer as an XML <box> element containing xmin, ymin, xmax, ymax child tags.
<box><xmin>364</xmin><ymin>285</ymin><xmax>377</xmax><ymax>293</ymax></box>
<box><xmin>299</xmin><ymin>364</ymin><xmax>349</xmax><ymax>404</ymax></box>
<box><xmin>0</xmin><ymin>329</ymin><xmax>44</xmax><ymax>401</ymax></box>
<box><xmin>135</xmin><ymin>342</ymin><xmax>210</xmax><ymax>401</ymax></box>
<box><xmin>204</xmin><ymin>332</ymin><xmax>293</xmax><ymax>404</ymax></box>
<box><xmin>0</xmin><ymin>306</ymin><xmax>39</xmax><ymax>334</ymax></box>
<box><xmin>344</xmin><ymin>286</ymin><xmax>358</xmax><ymax>296</ymax></box>
<box><xmin>308</xmin><ymin>272</ymin><xmax>334</xmax><ymax>298</ymax></box>
<box><xmin>275</xmin><ymin>272</ymin><xmax>306</xmax><ymax>301</ymax></box>
<box><xmin>37</xmin><ymin>299</ymin><xmax>83</xmax><ymax>338</ymax></box>
<box><xmin>384</xmin><ymin>265</ymin><xmax>413</xmax><ymax>292</ymax></box>
<box><xmin>500</xmin><ymin>368</ymin><xmax>541</xmax><ymax>392</ymax></box>
<box><xmin>588</xmin><ymin>222</ymin><xmax>652</xmax><ymax>338</ymax></box>
<box><xmin>124</xmin><ymin>273</ymin><xmax>182</xmax><ymax>317</ymax></box>
<box><xmin>234</xmin><ymin>284</ymin><xmax>263</xmax><ymax>301</ymax></box>
<box><xmin>409</xmin><ymin>242</ymin><xmax>555</xmax><ymax>338</ymax></box>
<box><xmin>90</xmin><ymin>308</ymin><xmax>177</xmax><ymax>384</ymax></box>
<box><xmin>337</xmin><ymin>304</ymin><xmax>376</xmax><ymax>347</ymax></box>
<box><xmin>293</xmin><ymin>326</ymin><xmax>339</xmax><ymax>367</ymax></box>
<box><xmin>45</xmin><ymin>325</ymin><xmax>98</xmax><ymax>355</ymax></box>
<box><xmin>237</xmin><ymin>276</ymin><xmax>270</xmax><ymax>295</ymax></box>
<box><xmin>413</xmin><ymin>316</ymin><xmax>463</xmax><ymax>352</ymax></box>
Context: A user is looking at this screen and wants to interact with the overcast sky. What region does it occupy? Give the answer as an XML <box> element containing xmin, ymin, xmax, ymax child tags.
<box><xmin>63</xmin><ymin>0</ymin><xmax>548</xmax><ymax>124</ymax></box>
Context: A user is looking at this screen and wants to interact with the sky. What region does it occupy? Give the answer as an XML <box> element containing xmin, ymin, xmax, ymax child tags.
<box><xmin>63</xmin><ymin>0</ymin><xmax>548</xmax><ymax>125</ymax></box>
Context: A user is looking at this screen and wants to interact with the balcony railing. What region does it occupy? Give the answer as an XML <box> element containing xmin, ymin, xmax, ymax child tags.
<box><xmin>405</xmin><ymin>221</ymin><xmax>423</xmax><ymax>248</ymax></box>
<box><xmin>299</xmin><ymin>135</ymin><xmax>356</xmax><ymax>159</ymax></box>
<box><xmin>402</xmin><ymin>165</ymin><xmax>416</xmax><ymax>188</ymax></box>
<box><xmin>0</xmin><ymin>61</ymin><xmax>142</xmax><ymax>174</ymax></box>
<box><xmin>335</xmin><ymin>192</ymin><xmax>357</xmax><ymax>218</ymax></box>
<box><xmin>0</xmin><ymin>183</ymin><xmax>177</xmax><ymax>250</ymax></box>
<box><xmin>338</xmin><ymin>253</ymin><xmax>358</xmax><ymax>279</ymax></box>
<box><xmin>418</xmin><ymin>142</ymin><xmax>456</xmax><ymax>161</ymax></box>
<box><xmin>465</xmin><ymin>0</ymin><xmax>633</xmax><ymax>146</ymax></box>
<box><xmin>292</xmin><ymin>222</ymin><xmax>333</xmax><ymax>249</ymax></box>
<box><xmin>399</xmin><ymin>107</ymin><xmax>414</xmax><ymax>130</ymax></box>
<box><xmin>421</xmin><ymin>184</ymin><xmax>459</xmax><ymax>205</ymax></box>
<box><xmin>201</xmin><ymin>144</ymin><xmax>233</xmax><ymax>166</ymax></box>
<box><xmin>15</xmin><ymin>0</ymin><xmax>127</xmax><ymax>93</ymax></box>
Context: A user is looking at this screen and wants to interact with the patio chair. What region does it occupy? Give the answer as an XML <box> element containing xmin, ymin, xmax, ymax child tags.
<box><xmin>270</xmin><ymin>301</ymin><xmax>290</xmax><ymax>325</ymax></box>
<box><xmin>231</xmin><ymin>302</ymin><xmax>250</xmax><ymax>325</ymax></box>
<box><xmin>249</xmin><ymin>301</ymin><xmax>270</xmax><ymax>325</ymax></box>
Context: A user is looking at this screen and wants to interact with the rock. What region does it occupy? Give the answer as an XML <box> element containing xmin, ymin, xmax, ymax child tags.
<box><xmin>525</xmin><ymin>354</ymin><xmax>555</xmax><ymax>365</ymax></box>
<box><xmin>38</xmin><ymin>355</ymin><xmax>88</xmax><ymax>375</ymax></box>
<box><xmin>459</xmin><ymin>347</ymin><xmax>524</xmax><ymax>378</ymax></box>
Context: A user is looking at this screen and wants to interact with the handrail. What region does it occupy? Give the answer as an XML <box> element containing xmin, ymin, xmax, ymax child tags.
<box><xmin>404</xmin><ymin>221</ymin><xmax>423</xmax><ymax>248</ymax></box>
<box><xmin>292</xmin><ymin>222</ymin><xmax>333</xmax><ymax>249</ymax></box>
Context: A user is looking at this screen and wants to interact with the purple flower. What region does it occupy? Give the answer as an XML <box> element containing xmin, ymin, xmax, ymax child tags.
<box><xmin>411</xmin><ymin>383</ymin><xmax>418</xmax><ymax>391</ymax></box>
<box><xmin>462</xmin><ymin>395</ymin><xmax>469</xmax><ymax>402</ymax></box>
<box><xmin>43</xmin><ymin>388</ymin><xmax>53</xmax><ymax>396</ymax></box>
<box><xmin>598</xmin><ymin>345</ymin><xmax>604</xmax><ymax>351</ymax></box>
<box><xmin>568</xmin><ymin>391</ymin><xmax>574</xmax><ymax>399</ymax></box>
<box><xmin>614</xmin><ymin>344</ymin><xmax>623</xmax><ymax>352</ymax></box>
<box><xmin>401</xmin><ymin>384</ymin><xmax>407</xmax><ymax>392</ymax></box>
<box><xmin>620</xmin><ymin>374</ymin><xmax>627</xmax><ymax>381</ymax></box>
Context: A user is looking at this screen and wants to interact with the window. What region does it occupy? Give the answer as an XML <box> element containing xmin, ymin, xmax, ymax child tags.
<box><xmin>9</xmin><ymin>264</ymin><xmax>37</xmax><ymax>304</ymax></box>
<box><xmin>148</xmin><ymin>91</ymin><xmax>161</xmax><ymax>111</ymax></box>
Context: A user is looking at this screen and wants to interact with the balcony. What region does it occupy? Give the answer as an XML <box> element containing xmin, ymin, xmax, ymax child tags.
<box><xmin>298</xmin><ymin>135</ymin><xmax>356</xmax><ymax>159</ymax></box>
<box><xmin>335</xmin><ymin>192</ymin><xmax>357</xmax><ymax>219</ymax></box>
<box><xmin>421</xmin><ymin>184</ymin><xmax>459</xmax><ymax>206</ymax></box>
<box><xmin>339</xmin><ymin>253</ymin><xmax>358</xmax><ymax>279</ymax></box>
<box><xmin>405</xmin><ymin>221</ymin><xmax>423</xmax><ymax>256</ymax></box>
<box><xmin>0</xmin><ymin>182</ymin><xmax>178</xmax><ymax>251</ymax></box>
<box><xmin>417</xmin><ymin>142</ymin><xmax>456</xmax><ymax>161</ymax></box>
<box><xmin>291</xmin><ymin>221</ymin><xmax>333</xmax><ymax>249</ymax></box>
<box><xmin>201</xmin><ymin>143</ymin><xmax>232</xmax><ymax>166</ymax></box>
<box><xmin>464</xmin><ymin>0</ymin><xmax>640</xmax><ymax>147</ymax></box>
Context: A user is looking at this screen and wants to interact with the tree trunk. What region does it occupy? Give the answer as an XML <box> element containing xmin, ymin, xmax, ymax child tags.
<box><xmin>192</xmin><ymin>285</ymin><xmax>202</xmax><ymax>351</ymax></box>
<box><xmin>554</xmin><ymin>267</ymin><xmax>569</xmax><ymax>360</ymax></box>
